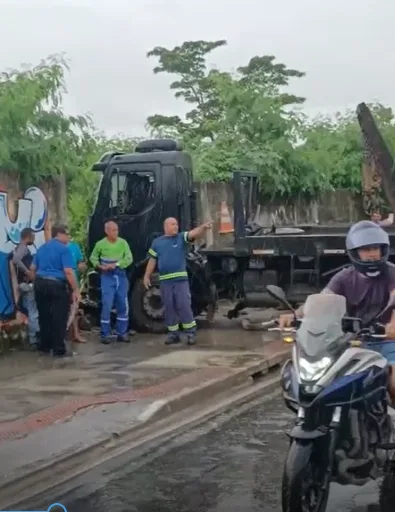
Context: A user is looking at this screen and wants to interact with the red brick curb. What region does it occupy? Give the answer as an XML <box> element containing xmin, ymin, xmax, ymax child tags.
<box><xmin>0</xmin><ymin>366</ymin><xmax>231</xmax><ymax>443</ymax></box>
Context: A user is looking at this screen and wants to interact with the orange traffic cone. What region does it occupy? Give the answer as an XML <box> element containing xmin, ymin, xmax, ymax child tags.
<box><xmin>219</xmin><ymin>201</ymin><xmax>234</xmax><ymax>234</ymax></box>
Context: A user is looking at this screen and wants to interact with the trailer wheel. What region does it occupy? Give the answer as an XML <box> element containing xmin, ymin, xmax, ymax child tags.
<box><xmin>131</xmin><ymin>277</ymin><xmax>167</xmax><ymax>334</ymax></box>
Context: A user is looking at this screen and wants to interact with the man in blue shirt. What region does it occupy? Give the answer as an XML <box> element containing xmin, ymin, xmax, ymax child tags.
<box><xmin>143</xmin><ymin>217</ymin><xmax>212</xmax><ymax>345</ymax></box>
<box><xmin>32</xmin><ymin>225</ymin><xmax>80</xmax><ymax>358</ymax></box>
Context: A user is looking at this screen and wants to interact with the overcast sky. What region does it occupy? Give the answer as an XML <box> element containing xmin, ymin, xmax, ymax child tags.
<box><xmin>1</xmin><ymin>0</ymin><xmax>394</xmax><ymax>136</ymax></box>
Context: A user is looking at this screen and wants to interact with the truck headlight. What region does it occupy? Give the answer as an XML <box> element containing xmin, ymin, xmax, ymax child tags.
<box><xmin>299</xmin><ymin>356</ymin><xmax>332</xmax><ymax>382</ymax></box>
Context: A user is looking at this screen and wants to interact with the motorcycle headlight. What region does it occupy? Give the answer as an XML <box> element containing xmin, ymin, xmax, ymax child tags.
<box><xmin>299</xmin><ymin>356</ymin><xmax>332</xmax><ymax>382</ymax></box>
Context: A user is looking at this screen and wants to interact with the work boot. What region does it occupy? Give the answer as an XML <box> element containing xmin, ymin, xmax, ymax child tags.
<box><xmin>186</xmin><ymin>334</ymin><xmax>196</xmax><ymax>346</ymax></box>
<box><xmin>165</xmin><ymin>335</ymin><xmax>181</xmax><ymax>345</ymax></box>
<box><xmin>100</xmin><ymin>336</ymin><xmax>111</xmax><ymax>345</ymax></box>
<box><xmin>117</xmin><ymin>334</ymin><xmax>130</xmax><ymax>343</ymax></box>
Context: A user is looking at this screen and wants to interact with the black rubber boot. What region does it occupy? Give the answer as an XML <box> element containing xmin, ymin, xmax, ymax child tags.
<box><xmin>165</xmin><ymin>335</ymin><xmax>181</xmax><ymax>345</ymax></box>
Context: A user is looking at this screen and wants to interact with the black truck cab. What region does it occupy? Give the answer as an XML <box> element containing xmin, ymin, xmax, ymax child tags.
<box><xmin>86</xmin><ymin>139</ymin><xmax>212</xmax><ymax>333</ymax></box>
<box><xmin>89</xmin><ymin>139</ymin><xmax>197</xmax><ymax>263</ymax></box>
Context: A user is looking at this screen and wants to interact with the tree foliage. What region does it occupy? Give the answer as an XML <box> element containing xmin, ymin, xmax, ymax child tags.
<box><xmin>298</xmin><ymin>104</ymin><xmax>395</xmax><ymax>196</ymax></box>
<box><xmin>0</xmin><ymin>55</ymin><xmax>91</xmax><ymax>185</ymax></box>
<box><xmin>297</xmin><ymin>111</ymin><xmax>363</xmax><ymax>193</ymax></box>
<box><xmin>146</xmin><ymin>40</ymin><xmax>313</xmax><ymax>194</ymax></box>
<box><xmin>147</xmin><ymin>40</ymin><xmax>395</xmax><ymax>197</ymax></box>
<box><xmin>3</xmin><ymin>43</ymin><xmax>395</xmax><ymax>245</ymax></box>
<box><xmin>0</xmin><ymin>54</ymin><xmax>139</xmax><ymax>247</ymax></box>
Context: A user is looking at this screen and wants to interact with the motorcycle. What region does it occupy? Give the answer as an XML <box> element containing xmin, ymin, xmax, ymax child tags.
<box><xmin>265</xmin><ymin>285</ymin><xmax>395</xmax><ymax>512</ymax></box>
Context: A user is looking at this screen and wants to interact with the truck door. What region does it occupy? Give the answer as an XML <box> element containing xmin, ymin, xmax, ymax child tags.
<box><xmin>98</xmin><ymin>163</ymin><xmax>159</xmax><ymax>263</ymax></box>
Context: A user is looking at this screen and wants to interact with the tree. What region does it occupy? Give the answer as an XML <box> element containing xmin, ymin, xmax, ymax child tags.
<box><xmin>147</xmin><ymin>40</ymin><xmax>227</xmax><ymax>141</ymax></box>
<box><xmin>297</xmin><ymin>104</ymin><xmax>395</xmax><ymax>197</ymax></box>
<box><xmin>297</xmin><ymin>111</ymin><xmax>363</xmax><ymax>194</ymax></box>
<box><xmin>190</xmin><ymin>72</ymin><xmax>305</xmax><ymax>190</ymax></box>
<box><xmin>367</xmin><ymin>104</ymin><xmax>395</xmax><ymax>156</ymax></box>
<box><xmin>237</xmin><ymin>55</ymin><xmax>305</xmax><ymax>105</ymax></box>
<box><xmin>0</xmin><ymin>55</ymin><xmax>91</xmax><ymax>186</ymax></box>
<box><xmin>146</xmin><ymin>40</ymin><xmax>308</xmax><ymax>191</ymax></box>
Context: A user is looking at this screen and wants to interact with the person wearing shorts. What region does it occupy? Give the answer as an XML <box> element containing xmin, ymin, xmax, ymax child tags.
<box><xmin>68</xmin><ymin>237</ymin><xmax>86</xmax><ymax>343</ymax></box>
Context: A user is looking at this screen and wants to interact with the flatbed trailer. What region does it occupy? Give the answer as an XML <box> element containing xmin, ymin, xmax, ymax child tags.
<box><xmin>203</xmin><ymin>101</ymin><xmax>395</xmax><ymax>317</ymax></box>
<box><xmin>201</xmin><ymin>171</ymin><xmax>395</xmax><ymax>317</ymax></box>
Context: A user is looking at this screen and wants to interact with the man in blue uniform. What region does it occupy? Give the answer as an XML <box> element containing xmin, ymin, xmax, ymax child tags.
<box><xmin>143</xmin><ymin>217</ymin><xmax>212</xmax><ymax>345</ymax></box>
<box><xmin>32</xmin><ymin>225</ymin><xmax>79</xmax><ymax>358</ymax></box>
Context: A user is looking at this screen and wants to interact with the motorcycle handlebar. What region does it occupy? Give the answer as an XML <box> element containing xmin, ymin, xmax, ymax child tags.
<box><xmin>271</xmin><ymin>313</ymin><xmax>388</xmax><ymax>338</ymax></box>
<box><xmin>268</xmin><ymin>327</ymin><xmax>296</xmax><ymax>333</ymax></box>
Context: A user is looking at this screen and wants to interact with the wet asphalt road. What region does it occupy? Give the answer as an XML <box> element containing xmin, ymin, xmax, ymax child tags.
<box><xmin>44</xmin><ymin>392</ymin><xmax>381</xmax><ymax>512</ymax></box>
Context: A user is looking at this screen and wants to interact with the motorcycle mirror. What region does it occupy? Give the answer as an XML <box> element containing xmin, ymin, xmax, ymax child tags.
<box><xmin>266</xmin><ymin>285</ymin><xmax>294</xmax><ymax>312</ymax></box>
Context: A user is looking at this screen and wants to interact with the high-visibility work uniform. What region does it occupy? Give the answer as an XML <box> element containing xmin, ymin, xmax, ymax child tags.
<box><xmin>90</xmin><ymin>237</ymin><xmax>133</xmax><ymax>337</ymax></box>
<box><xmin>148</xmin><ymin>232</ymin><xmax>196</xmax><ymax>341</ymax></box>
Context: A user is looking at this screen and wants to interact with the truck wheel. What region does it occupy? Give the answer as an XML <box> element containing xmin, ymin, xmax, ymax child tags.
<box><xmin>131</xmin><ymin>278</ymin><xmax>167</xmax><ymax>334</ymax></box>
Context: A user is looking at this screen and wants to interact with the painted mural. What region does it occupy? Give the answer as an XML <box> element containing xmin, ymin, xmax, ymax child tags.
<box><xmin>0</xmin><ymin>187</ymin><xmax>49</xmax><ymax>320</ymax></box>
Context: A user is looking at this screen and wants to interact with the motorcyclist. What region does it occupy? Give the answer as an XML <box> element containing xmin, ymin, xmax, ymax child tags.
<box><xmin>279</xmin><ymin>220</ymin><xmax>395</xmax><ymax>401</ymax></box>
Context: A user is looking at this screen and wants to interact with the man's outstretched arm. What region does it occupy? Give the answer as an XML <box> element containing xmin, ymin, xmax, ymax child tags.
<box><xmin>185</xmin><ymin>222</ymin><xmax>212</xmax><ymax>242</ymax></box>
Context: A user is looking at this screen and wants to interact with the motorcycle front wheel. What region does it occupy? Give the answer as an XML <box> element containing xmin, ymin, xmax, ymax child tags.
<box><xmin>282</xmin><ymin>440</ymin><xmax>330</xmax><ymax>512</ymax></box>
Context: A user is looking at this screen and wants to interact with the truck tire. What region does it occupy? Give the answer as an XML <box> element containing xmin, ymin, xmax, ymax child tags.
<box><xmin>131</xmin><ymin>277</ymin><xmax>167</xmax><ymax>334</ymax></box>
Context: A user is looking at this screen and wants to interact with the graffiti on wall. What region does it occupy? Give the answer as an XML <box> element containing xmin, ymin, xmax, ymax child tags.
<box><xmin>0</xmin><ymin>187</ymin><xmax>49</xmax><ymax>320</ymax></box>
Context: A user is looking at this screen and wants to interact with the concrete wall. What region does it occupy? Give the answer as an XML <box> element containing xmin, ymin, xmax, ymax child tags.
<box><xmin>196</xmin><ymin>182</ymin><xmax>365</xmax><ymax>247</ymax></box>
<box><xmin>0</xmin><ymin>171</ymin><xmax>67</xmax><ymax>321</ymax></box>
<box><xmin>0</xmin><ymin>172</ymin><xmax>365</xmax><ymax>318</ymax></box>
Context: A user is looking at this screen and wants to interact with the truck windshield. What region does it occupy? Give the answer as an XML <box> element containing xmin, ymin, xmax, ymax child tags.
<box><xmin>110</xmin><ymin>171</ymin><xmax>154</xmax><ymax>216</ymax></box>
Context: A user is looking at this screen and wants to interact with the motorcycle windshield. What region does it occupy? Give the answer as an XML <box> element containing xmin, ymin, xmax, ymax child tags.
<box><xmin>296</xmin><ymin>293</ymin><xmax>346</xmax><ymax>358</ymax></box>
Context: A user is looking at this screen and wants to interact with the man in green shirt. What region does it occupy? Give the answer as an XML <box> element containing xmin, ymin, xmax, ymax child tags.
<box><xmin>90</xmin><ymin>220</ymin><xmax>133</xmax><ymax>344</ymax></box>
